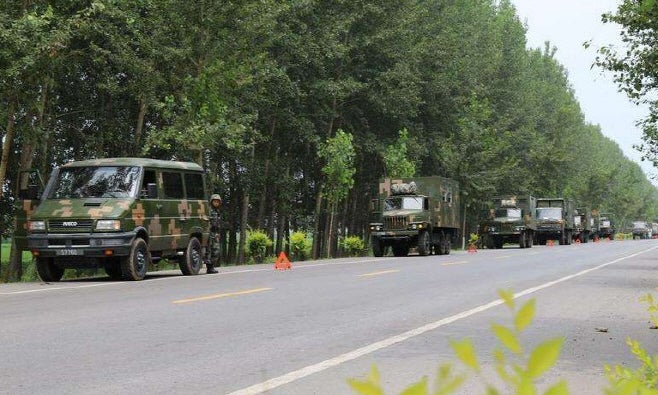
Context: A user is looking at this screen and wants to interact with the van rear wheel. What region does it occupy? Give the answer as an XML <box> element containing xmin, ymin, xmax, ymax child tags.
<box><xmin>121</xmin><ymin>238</ymin><xmax>149</xmax><ymax>281</ymax></box>
<box><xmin>36</xmin><ymin>258</ymin><xmax>64</xmax><ymax>282</ymax></box>
<box><xmin>179</xmin><ymin>237</ymin><xmax>203</xmax><ymax>275</ymax></box>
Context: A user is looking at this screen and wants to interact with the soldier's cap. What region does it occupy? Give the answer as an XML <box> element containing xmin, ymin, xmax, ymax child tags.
<box><xmin>210</xmin><ymin>194</ymin><xmax>222</xmax><ymax>202</ymax></box>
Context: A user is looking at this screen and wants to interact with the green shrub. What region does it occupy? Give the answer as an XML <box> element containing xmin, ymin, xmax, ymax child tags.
<box><xmin>342</xmin><ymin>235</ymin><xmax>365</xmax><ymax>257</ymax></box>
<box><xmin>246</xmin><ymin>229</ymin><xmax>273</xmax><ymax>264</ymax></box>
<box><xmin>468</xmin><ymin>233</ymin><xmax>479</xmax><ymax>248</ymax></box>
<box><xmin>289</xmin><ymin>231</ymin><xmax>311</xmax><ymax>261</ymax></box>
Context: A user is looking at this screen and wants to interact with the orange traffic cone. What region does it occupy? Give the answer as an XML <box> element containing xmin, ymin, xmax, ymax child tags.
<box><xmin>547</xmin><ymin>239</ymin><xmax>555</xmax><ymax>247</ymax></box>
<box><xmin>274</xmin><ymin>251</ymin><xmax>292</xmax><ymax>270</ymax></box>
<box><xmin>467</xmin><ymin>244</ymin><xmax>477</xmax><ymax>253</ymax></box>
<box><xmin>575</xmin><ymin>238</ymin><xmax>581</xmax><ymax>245</ymax></box>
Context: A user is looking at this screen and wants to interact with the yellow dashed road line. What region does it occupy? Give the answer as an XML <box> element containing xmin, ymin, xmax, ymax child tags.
<box><xmin>173</xmin><ymin>287</ymin><xmax>272</xmax><ymax>304</ymax></box>
<box><xmin>358</xmin><ymin>269</ymin><xmax>400</xmax><ymax>277</ymax></box>
<box><xmin>440</xmin><ymin>261</ymin><xmax>468</xmax><ymax>266</ymax></box>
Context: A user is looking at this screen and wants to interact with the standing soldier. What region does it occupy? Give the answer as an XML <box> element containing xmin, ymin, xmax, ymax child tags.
<box><xmin>206</xmin><ymin>194</ymin><xmax>222</xmax><ymax>274</ymax></box>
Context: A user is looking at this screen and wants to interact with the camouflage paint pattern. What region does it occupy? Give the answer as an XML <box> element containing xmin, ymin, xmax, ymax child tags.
<box><xmin>369</xmin><ymin>176</ymin><xmax>460</xmax><ymax>256</ymax></box>
<box><xmin>535</xmin><ymin>197</ymin><xmax>576</xmax><ymax>244</ymax></box>
<box><xmin>26</xmin><ymin>158</ymin><xmax>210</xmax><ymax>266</ymax></box>
<box><xmin>478</xmin><ymin>195</ymin><xmax>536</xmax><ymax>248</ymax></box>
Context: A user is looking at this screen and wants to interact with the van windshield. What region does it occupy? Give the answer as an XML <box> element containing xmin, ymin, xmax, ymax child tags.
<box><xmin>47</xmin><ymin>166</ymin><xmax>141</xmax><ymax>199</ymax></box>
<box><xmin>384</xmin><ymin>197</ymin><xmax>424</xmax><ymax>210</ymax></box>
<box><xmin>536</xmin><ymin>207</ymin><xmax>562</xmax><ymax>220</ymax></box>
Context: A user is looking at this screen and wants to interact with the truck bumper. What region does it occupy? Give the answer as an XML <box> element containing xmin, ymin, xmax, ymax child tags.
<box><xmin>371</xmin><ymin>231</ymin><xmax>418</xmax><ymax>242</ymax></box>
<box><xmin>27</xmin><ymin>232</ymin><xmax>137</xmax><ymax>261</ymax></box>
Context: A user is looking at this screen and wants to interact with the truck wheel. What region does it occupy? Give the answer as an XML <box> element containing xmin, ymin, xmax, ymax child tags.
<box><xmin>418</xmin><ymin>231</ymin><xmax>431</xmax><ymax>256</ymax></box>
<box><xmin>121</xmin><ymin>238</ymin><xmax>149</xmax><ymax>281</ymax></box>
<box><xmin>372</xmin><ymin>237</ymin><xmax>385</xmax><ymax>257</ymax></box>
<box><xmin>519</xmin><ymin>232</ymin><xmax>526</xmax><ymax>249</ymax></box>
<box><xmin>494</xmin><ymin>238</ymin><xmax>503</xmax><ymax>249</ymax></box>
<box><xmin>36</xmin><ymin>258</ymin><xmax>64</xmax><ymax>282</ymax></box>
<box><xmin>179</xmin><ymin>237</ymin><xmax>203</xmax><ymax>275</ymax></box>
<box><xmin>443</xmin><ymin>237</ymin><xmax>451</xmax><ymax>255</ymax></box>
<box><xmin>392</xmin><ymin>244</ymin><xmax>409</xmax><ymax>257</ymax></box>
<box><xmin>526</xmin><ymin>233</ymin><xmax>533</xmax><ymax>248</ymax></box>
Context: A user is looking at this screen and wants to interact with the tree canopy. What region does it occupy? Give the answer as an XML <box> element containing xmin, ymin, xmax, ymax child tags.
<box><xmin>2</xmin><ymin>0</ymin><xmax>656</xmax><ymax>273</ymax></box>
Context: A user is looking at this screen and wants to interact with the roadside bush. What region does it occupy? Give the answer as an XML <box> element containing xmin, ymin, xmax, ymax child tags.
<box><xmin>342</xmin><ymin>235</ymin><xmax>366</xmax><ymax>257</ymax></box>
<box><xmin>615</xmin><ymin>232</ymin><xmax>632</xmax><ymax>241</ymax></box>
<box><xmin>246</xmin><ymin>229</ymin><xmax>273</xmax><ymax>264</ymax></box>
<box><xmin>468</xmin><ymin>233</ymin><xmax>479</xmax><ymax>249</ymax></box>
<box><xmin>289</xmin><ymin>231</ymin><xmax>311</xmax><ymax>261</ymax></box>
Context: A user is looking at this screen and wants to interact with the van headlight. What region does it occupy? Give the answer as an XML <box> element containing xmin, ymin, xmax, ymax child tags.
<box><xmin>96</xmin><ymin>220</ymin><xmax>121</xmax><ymax>231</ymax></box>
<box><xmin>29</xmin><ymin>220</ymin><xmax>46</xmax><ymax>232</ymax></box>
<box><xmin>369</xmin><ymin>224</ymin><xmax>383</xmax><ymax>231</ymax></box>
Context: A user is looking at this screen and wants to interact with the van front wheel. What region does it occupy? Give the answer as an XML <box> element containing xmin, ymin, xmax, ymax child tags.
<box><xmin>36</xmin><ymin>258</ymin><xmax>64</xmax><ymax>282</ymax></box>
<box><xmin>179</xmin><ymin>237</ymin><xmax>203</xmax><ymax>275</ymax></box>
<box><xmin>121</xmin><ymin>238</ymin><xmax>149</xmax><ymax>281</ymax></box>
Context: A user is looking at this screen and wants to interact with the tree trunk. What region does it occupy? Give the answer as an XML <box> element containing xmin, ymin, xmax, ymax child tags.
<box><xmin>134</xmin><ymin>95</ymin><xmax>147</xmax><ymax>155</ymax></box>
<box><xmin>311</xmin><ymin>187</ymin><xmax>323</xmax><ymax>259</ymax></box>
<box><xmin>0</xmin><ymin>98</ymin><xmax>17</xmax><ymax>198</ymax></box>
<box><xmin>3</xmin><ymin>239</ymin><xmax>22</xmax><ymax>282</ymax></box>
<box><xmin>238</xmin><ymin>191</ymin><xmax>249</xmax><ymax>264</ymax></box>
<box><xmin>325</xmin><ymin>203</ymin><xmax>335</xmax><ymax>258</ymax></box>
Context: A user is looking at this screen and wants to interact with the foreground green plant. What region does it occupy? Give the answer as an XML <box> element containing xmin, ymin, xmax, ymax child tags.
<box><xmin>342</xmin><ymin>235</ymin><xmax>366</xmax><ymax>257</ymax></box>
<box><xmin>604</xmin><ymin>294</ymin><xmax>658</xmax><ymax>394</ymax></box>
<box><xmin>348</xmin><ymin>290</ymin><xmax>566</xmax><ymax>394</ymax></box>
<box><xmin>289</xmin><ymin>231</ymin><xmax>312</xmax><ymax>261</ymax></box>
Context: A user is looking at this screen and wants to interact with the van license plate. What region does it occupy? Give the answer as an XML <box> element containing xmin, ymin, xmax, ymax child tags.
<box><xmin>56</xmin><ymin>249</ymin><xmax>82</xmax><ymax>256</ymax></box>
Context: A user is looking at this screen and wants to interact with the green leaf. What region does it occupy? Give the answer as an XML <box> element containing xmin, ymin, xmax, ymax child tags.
<box><xmin>527</xmin><ymin>338</ymin><xmax>564</xmax><ymax>378</ymax></box>
<box><xmin>399</xmin><ymin>377</ymin><xmax>427</xmax><ymax>395</ymax></box>
<box><xmin>543</xmin><ymin>381</ymin><xmax>568</xmax><ymax>395</ymax></box>
<box><xmin>450</xmin><ymin>339</ymin><xmax>480</xmax><ymax>371</ymax></box>
<box><xmin>492</xmin><ymin>324</ymin><xmax>522</xmax><ymax>354</ymax></box>
<box><xmin>498</xmin><ymin>289</ymin><xmax>515</xmax><ymax>309</ymax></box>
<box><xmin>516</xmin><ymin>376</ymin><xmax>537</xmax><ymax>395</ymax></box>
<box><xmin>347</xmin><ymin>365</ymin><xmax>384</xmax><ymax>395</ymax></box>
<box><xmin>347</xmin><ymin>379</ymin><xmax>385</xmax><ymax>395</ymax></box>
<box><xmin>514</xmin><ymin>299</ymin><xmax>536</xmax><ymax>332</ymax></box>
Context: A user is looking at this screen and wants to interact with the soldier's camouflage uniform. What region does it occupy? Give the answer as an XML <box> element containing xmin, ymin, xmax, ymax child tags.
<box><xmin>206</xmin><ymin>194</ymin><xmax>222</xmax><ymax>273</ymax></box>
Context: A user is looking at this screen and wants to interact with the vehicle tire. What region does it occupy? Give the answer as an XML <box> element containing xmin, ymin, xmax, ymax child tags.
<box><xmin>494</xmin><ymin>238</ymin><xmax>503</xmax><ymax>249</ymax></box>
<box><xmin>417</xmin><ymin>231</ymin><xmax>431</xmax><ymax>256</ymax></box>
<box><xmin>519</xmin><ymin>231</ymin><xmax>526</xmax><ymax>249</ymax></box>
<box><xmin>372</xmin><ymin>237</ymin><xmax>384</xmax><ymax>257</ymax></box>
<box><xmin>179</xmin><ymin>237</ymin><xmax>203</xmax><ymax>275</ymax></box>
<box><xmin>121</xmin><ymin>238</ymin><xmax>149</xmax><ymax>281</ymax></box>
<box><xmin>392</xmin><ymin>244</ymin><xmax>409</xmax><ymax>257</ymax></box>
<box><xmin>36</xmin><ymin>257</ymin><xmax>64</xmax><ymax>282</ymax></box>
<box><xmin>485</xmin><ymin>236</ymin><xmax>495</xmax><ymax>250</ymax></box>
<box><xmin>443</xmin><ymin>237</ymin><xmax>451</xmax><ymax>255</ymax></box>
<box><xmin>104</xmin><ymin>259</ymin><xmax>122</xmax><ymax>280</ymax></box>
<box><xmin>526</xmin><ymin>233</ymin><xmax>534</xmax><ymax>248</ymax></box>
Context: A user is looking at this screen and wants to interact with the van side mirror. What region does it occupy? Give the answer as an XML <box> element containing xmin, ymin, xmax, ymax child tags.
<box><xmin>147</xmin><ymin>183</ymin><xmax>158</xmax><ymax>199</ymax></box>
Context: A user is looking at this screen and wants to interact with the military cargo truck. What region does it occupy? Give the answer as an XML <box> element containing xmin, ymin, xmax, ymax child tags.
<box><xmin>479</xmin><ymin>195</ymin><xmax>536</xmax><ymax>249</ymax></box>
<box><xmin>632</xmin><ymin>220</ymin><xmax>650</xmax><ymax>239</ymax></box>
<box><xmin>573</xmin><ymin>207</ymin><xmax>592</xmax><ymax>243</ymax></box>
<box><xmin>534</xmin><ymin>198</ymin><xmax>575</xmax><ymax>245</ymax></box>
<box><xmin>594</xmin><ymin>211</ymin><xmax>615</xmax><ymax>240</ymax></box>
<box><xmin>26</xmin><ymin>158</ymin><xmax>210</xmax><ymax>281</ymax></box>
<box><xmin>369</xmin><ymin>177</ymin><xmax>460</xmax><ymax>257</ymax></box>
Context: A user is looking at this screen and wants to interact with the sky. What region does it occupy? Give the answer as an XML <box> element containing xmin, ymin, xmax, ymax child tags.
<box><xmin>510</xmin><ymin>0</ymin><xmax>657</xmax><ymax>184</ymax></box>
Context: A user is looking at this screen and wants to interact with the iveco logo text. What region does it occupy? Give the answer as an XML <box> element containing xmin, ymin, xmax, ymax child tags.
<box><xmin>62</xmin><ymin>221</ymin><xmax>78</xmax><ymax>227</ymax></box>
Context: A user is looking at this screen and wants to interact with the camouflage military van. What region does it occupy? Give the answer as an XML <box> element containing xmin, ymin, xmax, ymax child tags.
<box><xmin>26</xmin><ymin>158</ymin><xmax>210</xmax><ymax>281</ymax></box>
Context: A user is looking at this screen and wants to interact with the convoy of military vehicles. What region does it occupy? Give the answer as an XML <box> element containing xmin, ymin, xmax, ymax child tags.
<box><xmin>12</xmin><ymin>166</ymin><xmax>655</xmax><ymax>280</ymax></box>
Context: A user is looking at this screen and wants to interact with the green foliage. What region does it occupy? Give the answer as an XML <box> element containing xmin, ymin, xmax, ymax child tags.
<box><xmin>468</xmin><ymin>233</ymin><xmax>479</xmax><ymax>248</ymax></box>
<box><xmin>384</xmin><ymin>128</ymin><xmax>416</xmax><ymax>178</ymax></box>
<box><xmin>341</xmin><ymin>236</ymin><xmax>366</xmax><ymax>257</ymax></box>
<box><xmin>349</xmin><ymin>291</ymin><xmax>566</xmax><ymax>395</ymax></box>
<box><xmin>604</xmin><ymin>293</ymin><xmax>658</xmax><ymax>394</ymax></box>
<box><xmin>245</xmin><ymin>229</ymin><xmax>273</xmax><ymax>264</ymax></box>
<box><xmin>289</xmin><ymin>231</ymin><xmax>311</xmax><ymax>261</ymax></box>
<box><xmin>319</xmin><ymin>129</ymin><xmax>356</xmax><ymax>206</ymax></box>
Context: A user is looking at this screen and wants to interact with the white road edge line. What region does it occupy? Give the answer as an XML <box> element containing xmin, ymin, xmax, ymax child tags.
<box><xmin>225</xmin><ymin>245</ymin><xmax>658</xmax><ymax>395</ymax></box>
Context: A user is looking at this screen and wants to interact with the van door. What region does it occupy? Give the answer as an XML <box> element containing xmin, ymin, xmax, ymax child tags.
<box><xmin>161</xmin><ymin>170</ymin><xmax>189</xmax><ymax>253</ymax></box>
<box><xmin>14</xmin><ymin>169</ymin><xmax>44</xmax><ymax>252</ymax></box>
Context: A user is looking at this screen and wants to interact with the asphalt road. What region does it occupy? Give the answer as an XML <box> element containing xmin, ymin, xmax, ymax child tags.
<box><xmin>1</xmin><ymin>239</ymin><xmax>657</xmax><ymax>395</ymax></box>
